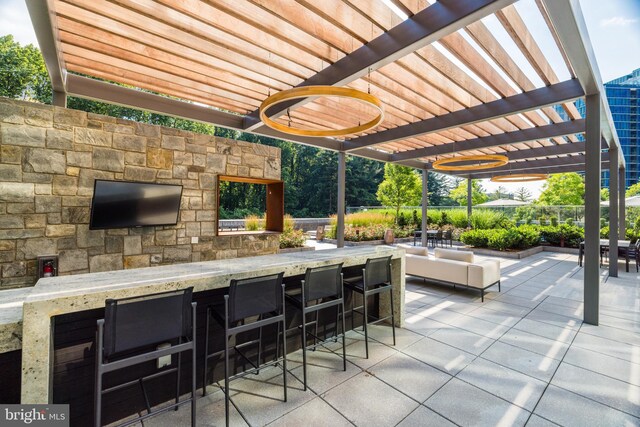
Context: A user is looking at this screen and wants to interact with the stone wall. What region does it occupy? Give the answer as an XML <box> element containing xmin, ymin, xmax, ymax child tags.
<box><xmin>0</xmin><ymin>97</ymin><xmax>281</xmax><ymax>289</ymax></box>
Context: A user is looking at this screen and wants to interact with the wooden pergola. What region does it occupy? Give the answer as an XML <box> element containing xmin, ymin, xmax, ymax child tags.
<box><xmin>27</xmin><ymin>0</ymin><xmax>626</xmax><ymax>324</ymax></box>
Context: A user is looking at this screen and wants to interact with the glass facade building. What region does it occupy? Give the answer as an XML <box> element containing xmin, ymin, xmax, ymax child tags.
<box><xmin>571</xmin><ymin>68</ymin><xmax>640</xmax><ymax>188</ymax></box>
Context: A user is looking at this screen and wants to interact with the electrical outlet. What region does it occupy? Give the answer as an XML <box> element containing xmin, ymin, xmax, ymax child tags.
<box><xmin>157</xmin><ymin>343</ymin><xmax>172</xmax><ymax>369</ymax></box>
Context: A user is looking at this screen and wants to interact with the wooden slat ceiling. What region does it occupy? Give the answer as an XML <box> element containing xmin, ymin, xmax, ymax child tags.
<box><xmin>50</xmin><ymin>0</ymin><xmax>585</xmax><ymax>167</ymax></box>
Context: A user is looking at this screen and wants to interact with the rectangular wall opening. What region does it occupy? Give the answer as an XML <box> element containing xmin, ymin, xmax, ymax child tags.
<box><xmin>216</xmin><ymin>175</ymin><xmax>284</xmax><ymax>235</ymax></box>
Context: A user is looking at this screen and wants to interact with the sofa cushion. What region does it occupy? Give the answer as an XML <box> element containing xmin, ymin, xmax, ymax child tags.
<box><xmin>397</xmin><ymin>243</ymin><xmax>429</xmax><ymax>256</ymax></box>
<box><xmin>434</xmin><ymin>248</ymin><xmax>474</xmax><ymax>263</ymax></box>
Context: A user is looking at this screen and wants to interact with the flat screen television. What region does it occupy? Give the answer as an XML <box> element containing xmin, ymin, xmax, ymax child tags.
<box><xmin>89</xmin><ymin>180</ymin><xmax>183</xmax><ymax>229</ymax></box>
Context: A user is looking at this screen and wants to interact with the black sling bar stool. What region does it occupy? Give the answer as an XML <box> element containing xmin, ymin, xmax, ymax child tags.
<box><xmin>94</xmin><ymin>288</ymin><xmax>197</xmax><ymax>427</ymax></box>
<box><xmin>203</xmin><ymin>272</ymin><xmax>287</xmax><ymax>427</ymax></box>
<box><xmin>344</xmin><ymin>256</ymin><xmax>396</xmax><ymax>359</ymax></box>
<box><xmin>285</xmin><ymin>263</ymin><xmax>346</xmax><ymax>391</ymax></box>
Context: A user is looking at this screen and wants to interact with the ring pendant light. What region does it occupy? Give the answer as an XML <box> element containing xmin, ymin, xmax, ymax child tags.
<box><xmin>490</xmin><ymin>173</ymin><xmax>548</xmax><ymax>182</ymax></box>
<box><xmin>259</xmin><ymin>86</ymin><xmax>384</xmax><ymax>137</ymax></box>
<box><xmin>432</xmin><ymin>154</ymin><xmax>509</xmax><ymax>171</ymax></box>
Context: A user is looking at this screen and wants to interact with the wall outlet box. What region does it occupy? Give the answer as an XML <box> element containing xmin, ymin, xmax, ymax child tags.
<box><xmin>157</xmin><ymin>343</ymin><xmax>172</xmax><ymax>369</ymax></box>
<box><xmin>191</xmin><ymin>236</ymin><xmax>199</xmax><ymax>244</ymax></box>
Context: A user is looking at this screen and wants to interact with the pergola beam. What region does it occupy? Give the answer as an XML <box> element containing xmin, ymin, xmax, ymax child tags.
<box><xmin>26</xmin><ymin>0</ymin><xmax>66</xmax><ymax>94</ymax></box>
<box><xmin>502</xmin><ymin>138</ymin><xmax>607</xmax><ymax>161</ymax></box>
<box><xmin>541</xmin><ymin>0</ymin><xmax>625</xmax><ymax>167</ymax></box>
<box><xmin>346</xmin><ymin>79</ymin><xmax>584</xmax><ymax>152</ymax></box>
<box><xmin>390</xmin><ymin>119</ymin><xmax>585</xmax><ymax>162</ymax></box>
<box><xmin>243</xmin><ymin>0</ymin><xmax>516</xmax><ymax>131</ymax></box>
<box><xmin>454</xmin><ymin>161</ymin><xmax>610</xmax><ymax>180</ymax></box>
<box><xmin>449</xmin><ymin>152</ymin><xmax>609</xmax><ymax>176</ymax></box>
<box><xmin>66</xmin><ymin>75</ymin><xmax>431</xmax><ymax>169</ymax></box>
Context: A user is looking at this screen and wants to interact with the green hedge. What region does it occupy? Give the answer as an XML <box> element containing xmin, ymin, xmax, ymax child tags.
<box><xmin>460</xmin><ymin>225</ymin><xmax>550</xmax><ymax>251</ymax></box>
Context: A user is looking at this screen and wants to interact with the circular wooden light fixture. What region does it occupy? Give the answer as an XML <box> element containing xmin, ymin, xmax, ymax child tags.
<box><xmin>432</xmin><ymin>154</ymin><xmax>508</xmax><ymax>171</ymax></box>
<box><xmin>490</xmin><ymin>173</ymin><xmax>548</xmax><ymax>183</ymax></box>
<box><xmin>259</xmin><ymin>86</ymin><xmax>384</xmax><ymax>137</ymax></box>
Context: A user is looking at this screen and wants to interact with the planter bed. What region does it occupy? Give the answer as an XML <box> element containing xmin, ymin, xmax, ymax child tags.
<box><xmin>323</xmin><ymin>237</ymin><xmax>414</xmax><ymax>246</ymax></box>
<box><xmin>459</xmin><ymin>245</ymin><xmax>579</xmax><ymax>258</ymax></box>
<box><xmin>278</xmin><ymin>245</ymin><xmax>315</xmax><ymax>254</ymax></box>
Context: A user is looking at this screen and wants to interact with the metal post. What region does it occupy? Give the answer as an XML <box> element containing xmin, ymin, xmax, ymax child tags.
<box><xmin>608</xmin><ymin>147</ymin><xmax>618</xmax><ymax>278</ymax></box>
<box><xmin>619</xmin><ymin>166</ymin><xmax>626</xmax><ymax>239</ymax></box>
<box><xmin>467</xmin><ymin>178</ymin><xmax>473</xmax><ymax>227</ymax></box>
<box><xmin>421</xmin><ymin>169</ymin><xmax>428</xmax><ymax>247</ymax></box>
<box><xmin>337</xmin><ymin>151</ymin><xmax>346</xmax><ymax>248</ymax></box>
<box><xmin>52</xmin><ymin>90</ymin><xmax>66</xmax><ymax>107</ymax></box>
<box><xmin>584</xmin><ymin>94</ymin><xmax>601</xmax><ymax>325</ymax></box>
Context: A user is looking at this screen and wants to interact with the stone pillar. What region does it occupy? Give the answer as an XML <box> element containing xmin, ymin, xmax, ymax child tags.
<box><xmin>584</xmin><ymin>93</ymin><xmax>601</xmax><ymax>325</ymax></box>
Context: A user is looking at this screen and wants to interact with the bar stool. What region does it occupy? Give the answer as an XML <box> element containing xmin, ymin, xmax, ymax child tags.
<box><xmin>285</xmin><ymin>263</ymin><xmax>346</xmax><ymax>391</ymax></box>
<box><xmin>203</xmin><ymin>272</ymin><xmax>287</xmax><ymax>427</ymax></box>
<box><xmin>94</xmin><ymin>288</ymin><xmax>197</xmax><ymax>427</ymax></box>
<box><xmin>344</xmin><ymin>256</ymin><xmax>396</xmax><ymax>359</ymax></box>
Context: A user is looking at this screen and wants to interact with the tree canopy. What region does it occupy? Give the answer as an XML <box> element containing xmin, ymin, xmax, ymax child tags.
<box><xmin>627</xmin><ymin>182</ymin><xmax>640</xmax><ymax>197</ymax></box>
<box><xmin>537</xmin><ymin>173</ymin><xmax>585</xmax><ymax>205</ymax></box>
<box><xmin>376</xmin><ymin>164</ymin><xmax>422</xmax><ymax>220</ymax></box>
<box><xmin>449</xmin><ymin>180</ymin><xmax>488</xmax><ymax>206</ymax></box>
<box><xmin>0</xmin><ymin>35</ymin><xmax>51</xmax><ymax>103</ymax></box>
<box><xmin>514</xmin><ymin>187</ymin><xmax>532</xmax><ymax>202</ymax></box>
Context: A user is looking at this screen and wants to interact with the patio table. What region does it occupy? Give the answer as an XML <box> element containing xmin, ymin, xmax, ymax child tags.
<box><xmin>578</xmin><ymin>239</ymin><xmax>633</xmax><ymax>272</ymax></box>
<box><xmin>413</xmin><ymin>230</ymin><xmax>438</xmax><ymax>246</ymax></box>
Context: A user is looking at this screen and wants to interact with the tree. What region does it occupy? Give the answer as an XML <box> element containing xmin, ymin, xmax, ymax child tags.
<box><xmin>0</xmin><ymin>35</ymin><xmax>51</xmax><ymax>103</ymax></box>
<box><xmin>488</xmin><ymin>186</ymin><xmax>511</xmax><ymax>201</ymax></box>
<box><xmin>600</xmin><ymin>188</ymin><xmax>609</xmax><ymax>201</ymax></box>
<box><xmin>514</xmin><ymin>187</ymin><xmax>532</xmax><ymax>202</ymax></box>
<box><xmin>627</xmin><ymin>182</ymin><xmax>640</xmax><ymax>197</ymax></box>
<box><xmin>537</xmin><ymin>173</ymin><xmax>585</xmax><ymax>205</ymax></box>
<box><xmin>376</xmin><ymin>164</ymin><xmax>422</xmax><ymax>221</ymax></box>
<box><xmin>426</xmin><ymin>172</ymin><xmax>454</xmax><ymax>206</ymax></box>
<box><xmin>449</xmin><ymin>179</ymin><xmax>488</xmax><ymax>206</ymax></box>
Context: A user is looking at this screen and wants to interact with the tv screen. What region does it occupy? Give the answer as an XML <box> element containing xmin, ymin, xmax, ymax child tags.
<box><xmin>89</xmin><ymin>180</ymin><xmax>183</xmax><ymax>229</ymax></box>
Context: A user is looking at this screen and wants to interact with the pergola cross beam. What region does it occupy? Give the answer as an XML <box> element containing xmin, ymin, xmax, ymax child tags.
<box><xmin>391</xmin><ymin>119</ymin><xmax>585</xmax><ymax>162</ymax></box>
<box><xmin>242</xmin><ymin>0</ymin><xmax>516</xmax><ymax>132</ymax></box>
<box><xmin>453</xmin><ymin>160</ymin><xmax>610</xmax><ymax>180</ymax></box>
<box><xmin>346</xmin><ymin>79</ymin><xmax>585</xmax><ymax>153</ymax></box>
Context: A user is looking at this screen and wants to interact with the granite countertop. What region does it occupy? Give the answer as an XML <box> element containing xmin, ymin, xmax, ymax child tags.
<box><xmin>0</xmin><ymin>287</ymin><xmax>31</xmax><ymax>353</ymax></box>
<box><xmin>3</xmin><ymin>246</ymin><xmax>403</xmax><ymax>354</ymax></box>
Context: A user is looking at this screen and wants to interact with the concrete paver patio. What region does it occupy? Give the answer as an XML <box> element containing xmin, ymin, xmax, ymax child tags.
<box><xmin>143</xmin><ymin>251</ymin><xmax>639</xmax><ymax>426</ymax></box>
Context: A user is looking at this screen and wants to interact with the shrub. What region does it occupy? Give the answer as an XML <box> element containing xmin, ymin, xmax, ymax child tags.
<box><xmin>600</xmin><ymin>226</ymin><xmax>609</xmax><ymax>239</ymax></box>
<box><xmin>245</xmin><ymin>214</ymin><xmax>261</xmax><ymax>231</ymax></box>
<box><xmin>283</xmin><ymin>214</ymin><xmax>295</xmax><ymax>232</ymax></box>
<box><xmin>550</xmin><ymin>216</ymin><xmax>558</xmax><ymax>227</ymax></box>
<box><xmin>470</xmin><ymin>210</ymin><xmax>513</xmax><ymax>229</ymax></box>
<box><xmin>487</xmin><ymin>229</ymin><xmax>510</xmax><ymax>251</ymax></box>
<box><xmin>412</xmin><ymin>210</ymin><xmax>420</xmax><ymax>228</ymax></box>
<box><xmin>460</xmin><ymin>229</ymin><xmax>490</xmax><ymax>248</ymax></box>
<box><xmin>516</xmin><ymin>225</ymin><xmax>541</xmax><ymax>248</ymax></box>
<box><xmin>565</xmin><ymin>217</ymin><xmax>575</xmax><ymax>226</ymax></box>
<box><xmin>279</xmin><ymin>228</ymin><xmax>306</xmax><ymax>249</ymax></box>
<box><xmin>397</xmin><ymin>212</ymin><xmax>407</xmax><ymax>227</ymax></box>
<box><xmin>461</xmin><ymin>226</ymin><xmax>540</xmax><ymax>251</ymax></box>
<box><xmin>539</xmin><ymin>216</ymin><xmax>548</xmax><ymax>226</ymax></box>
<box><xmin>446</xmin><ymin>209</ymin><xmax>469</xmax><ymax>228</ymax></box>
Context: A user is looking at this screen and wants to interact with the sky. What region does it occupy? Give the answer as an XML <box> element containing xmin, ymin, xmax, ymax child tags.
<box><xmin>1</xmin><ymin>0</ymin><xmax>639</xmax><ymax>199</ymax></box>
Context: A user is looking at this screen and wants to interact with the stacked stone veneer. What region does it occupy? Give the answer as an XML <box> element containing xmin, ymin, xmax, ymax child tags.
<box><xmin>0</xmin><ymin>98</ymin><xmax>281</xmax><ymax>289</ymax></box>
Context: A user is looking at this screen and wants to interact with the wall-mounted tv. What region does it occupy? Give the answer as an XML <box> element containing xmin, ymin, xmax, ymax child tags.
<box><xmin>89</xmin><ymin>180</ymin><xmax>183</xmax><ymax>230</ymax></box>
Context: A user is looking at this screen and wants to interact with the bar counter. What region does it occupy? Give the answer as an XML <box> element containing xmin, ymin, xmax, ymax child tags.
<box><xmin>17</xmin><ymin>246</ymin><xmax>405</xmax><ymax>405</ymax></box>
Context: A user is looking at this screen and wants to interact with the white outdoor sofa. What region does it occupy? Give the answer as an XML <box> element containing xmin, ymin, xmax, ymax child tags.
<box><xmin>398</xmin><ymin>244</ymin><xmax>501</xmax><ymax>301</ymax></box>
